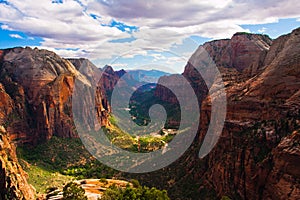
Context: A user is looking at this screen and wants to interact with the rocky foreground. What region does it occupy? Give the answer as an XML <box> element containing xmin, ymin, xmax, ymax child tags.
<box><xmin>0</xmin><ymin>28</ymin><xmax>300</xmax><ymax>199</ymax></box>
<box><xmin>46</xmin><ymin>179</ymin><xmax>131</xmax><ymax>200</ymax></box>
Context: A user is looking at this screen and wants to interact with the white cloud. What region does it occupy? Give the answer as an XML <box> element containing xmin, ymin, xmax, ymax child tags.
<box><xmin>1</xmin><ymin>24</ymin><xmax>14</xmax><ymax>31</ymax></box>
<box><xmin>0</xmin><ymin>0</ymin><xmax>300</xmax><ymax>70</ymax></box>
<box><xmin>258</xmin><ymin>27</ymin><xmax>267</xmax><ymax>33</ymax></box>
<box><xmin>1</xmin><ymin>0</ymin><xmax>130</xmax><ymax>46</ymax></box>
<box><xmin>110</xmin><ymin>63</ymin><xmax>128</xmax><ymax>68</ymax></box>
<box><xmin>9</xmin><ymin>34</ymin><xmax>24</xmax><ymax>39</ymax></box>
<box><xmin>0</xmin><ymin>3</ymin><xmax>22</xmax><ymax>21</ymax></box>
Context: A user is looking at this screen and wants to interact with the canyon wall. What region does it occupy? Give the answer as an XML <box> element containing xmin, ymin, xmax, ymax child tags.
<box><xmin>0</xmin><ymin>48</ymin><xmax>111</xmax><ymax>145</ymax></box>
<box><xmin>0</xmin><ymin>83</ymin><xmax>35</xmax><ymax>200</ymax></box>
<box><xmin>136</xmin><ymin>28</ymin><xmax>300</xmax><ymax>200</ymax></box>
<box><xmin>0</xmin><ymin>28</ymin><xmax>300</xmax><ymax>199</ymax></box>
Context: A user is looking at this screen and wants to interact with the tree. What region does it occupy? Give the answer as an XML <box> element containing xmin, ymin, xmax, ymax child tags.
<box><xmin>221</xmin><ymin>196</ymin><xmax>232</xmax><ymax>200</ymax></box>
<box><xmin>63</xmin><ymin>182</ymin><xmax>87</xmax><ymax>200</ymax></box>
<box><xmin>101</xmin><ymin>184</ymin><xmax>170</xmax><ymax>200</ymax></box>
<box><xmin>130</xmin><ymin>179</ymin><xmax>140</xmax><ymax>188</ymax></box>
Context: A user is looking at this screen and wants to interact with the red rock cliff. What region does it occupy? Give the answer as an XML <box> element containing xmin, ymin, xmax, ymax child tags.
<box><xmin>137</xmin><ymin>28</ymin><xmax>300</xmax><ymax>200</ymax></box>
<box><xmin>0</xmin><ymin>83</ymin><xmax>35</xmax><ymax>200</ymax></box>
<box><xmin>0</xmin><ymin>47</ymin><xmax>111</xmax><ymax>144</ymax></box>
<box><xmin>191</xmin><ymin>28</ymin><xmax>300</xmax><ymax>199</ymax></box>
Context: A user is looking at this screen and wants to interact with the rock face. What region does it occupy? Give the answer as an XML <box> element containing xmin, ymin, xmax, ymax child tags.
<box><xmin>0</xmin><ymin>83</ymin><xmax>35</xmax><ymax>200</ymax></box>
<box><xmin>154</xmin><ymin>32</ymin><xmax>272</xmax><ymax>109</ymax></box>
<box><xmin>203</xmin><ymin>33</ymin><xmax>272</xmax><ymax>75</ymax></box>
<box><xmin>262</xmin><ymin>130</ymin><xmax>300</xmax><ymax>200</ymax></box>
<box><xmin>0</xmin><ymin>47</ymin><xmax>77</xmax><ymax>143</ymax></box>
<box><xmin>178</xmin><ymin>28</ymin><xmax>300</xmax><ymax>200</ymax></box>
<box><xmin>0</xmin><ymin>128</ymin><xmax>35</xmax><ymax>200</ymax></box>
<box><xmin>200</xmin><ymin>28</ymin><xmax>300</xmax><ymax>199</ymax></box>
<box><xmin>68</xmin><ymin>58</ymin><xmax>112</xmax><ymax>129</ymax></box>
<box><xmin>132</xmin><ymin>28</ymin><xmax>300</xmax><ymax>200</ymax></box>
<box><xmin>0</xmin><ymin>27</ymin><xmax>300</xmax><ymax>200</ymax></box>
<box><xmin>0</xmin><ymin>48</ymin><xmax>111</xmax><ymax>144</ymax></box>
<box><xmin>0</xmin><ymin>48</ymin><xmax>113</xmax><ymax>199</ymax></box>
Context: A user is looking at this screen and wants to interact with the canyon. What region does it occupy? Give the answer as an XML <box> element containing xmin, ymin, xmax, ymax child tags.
<box><xmin>0</xmin><ymin>28</ymin><xmax>300</xmax><ymax>199</ymax></box>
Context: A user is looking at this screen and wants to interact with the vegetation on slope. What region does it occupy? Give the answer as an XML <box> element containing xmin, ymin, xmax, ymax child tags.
<box><xmin>17</xmin><ymin>137</ymin><xmax>116</xmax><ymax>194</ymax></box>
<box><xmin>16</xmin><ymin>119</ymin><xmax>175</xmax><ymax>195</ymax></box>
<box><xmin>102</xmin><ymin>180</ymin><xmax>170</xmax><ymax>200</ymax></box>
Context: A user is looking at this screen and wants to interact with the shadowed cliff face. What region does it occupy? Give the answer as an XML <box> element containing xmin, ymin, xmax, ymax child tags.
<box><xmin>0</xmin><ymin>49</ymin><xmax>114</xmax><ymax>199</ymax></box>
<box><xmin>135</xmin><ymin>28</ymin><xmax>300</xmax><ymax>199</ymax></box>
<box><xmin>206</xmin><ymin>28</ymin><xmax>300</xmax><ymax>200</ymax></box>
<box><xmin>0</xmin><ymin>28</ymin><xmax>299</xmax><ymax>199</ymax></box>
<box><xmin>180</xmin><ymin>28</ymin><xmax>300</xmax><ymax>200</ymax></box>
<box><xmin>0</xmin><ymin>83</ymin><xmax>35</xmax><ymax>200</ymax></box>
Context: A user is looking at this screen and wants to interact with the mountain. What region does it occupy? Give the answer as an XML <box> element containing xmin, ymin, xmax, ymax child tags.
<box><xmin>127</xmin><ymin>69</ymin><xmax>171</xmax><ymax>83</ymax></box>
<box><xmin>0</xmin><ymin>48</ymin><xmax>113</xmax><ymax>146</ymax></box>
<box><xmin>0</xmin><ymin>85</ymin><xmax>35</xmax><ymax>199</ymax></box>
<box><xmin>0</xmin><ymin>28</ymin><xmax>300</xmax><ymax>199</ymax></box>
<box><xmin>191</xmin><ymin>27</ymin><xmax>300</xmax><ymax>200</ymax></box>
<box><xmin>135</xmin><ymin>28</ymin><xmax>300</xmax><ymax>199</ymax></box>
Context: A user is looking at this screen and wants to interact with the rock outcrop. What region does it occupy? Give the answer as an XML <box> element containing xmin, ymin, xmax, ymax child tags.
<box><xmin>0</xmin><ymin>48</ymin><xmax>114</xmax><ymax>199</ymax></box>
<box><xmin>203</xmin><ymin>32</ymin><xmax>272</xmax><ymax>76</ymax></box>
<box><xmin>132</xmin><ymin>28</ymin><xmax>300</xmax><ymax>200</ymax></box>
<box><xmin>0</xmin><ymin>127</ymin><xmax>35</xmax><ymax>200</ymax></box>
<box><xmin>190</xmin><ymin>28</ymin><xmax>300</xmax><ymax>199</ymax></box>
<box><xmin>262</xmin><ymin>129</ymin><xmax>300</xmax><ymax>200</ymax></box>
<box><xmin>0</xmin><ymin>83</ymin><xmax>35</xmax><ymax>200</ymax></box>
<box><xmin>0</xmin><ymin>27</ymin><xmax>300</xmax><ymax>200</ymax></box>
<box><xmin>0</xmin><ymin>48</ymin><xmax>111</xmax><ymax>144</ymax></box>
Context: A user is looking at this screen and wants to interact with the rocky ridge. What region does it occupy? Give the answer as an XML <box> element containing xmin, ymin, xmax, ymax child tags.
<box><xmin>0</xmin><ymin>28</ymin><xmax>300</xmax><ymax>199</ymax></box>
<box><xmin>176</xmin><ymin>28</ymin><xmax>300</xmax><ymax>199</ymax></box>
<box><xmin>0</xmin><ymin>83</ymin><xmax>35</xmax><ymax>200</ymax></box>
<box><xmin>130</xmin><ymin>28</ymin><xmax>300</xmax><ymax>200</ymax></box>
<box><xmin>0</xmin><ymin>48</ymin><xmax>111</xmax><ymax>144</ymax></box>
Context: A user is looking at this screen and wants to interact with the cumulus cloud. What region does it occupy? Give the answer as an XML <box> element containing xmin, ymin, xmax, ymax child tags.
<box><xmin>110</xmin><ymin>63</ymin><xmax>128</xmax><ymax>68</ymax></box>
<box><xmin>258</xmin><ymin>27</ymin><xmax>267</xmax><ymax>33</ymax></box>
<box><xmin>89</xmin><ymin>0</ymin><xmax>300</xmax><ymax>33</ymax></box>
<box><xmin>0</xmin><ymin>0</ymin><xmax>300</xmax><ymax>68</ymax></box>
<box><xmin>9</xmin><ymin>34</ymin><xmax>24</xmax><ymax>39</ymax></box>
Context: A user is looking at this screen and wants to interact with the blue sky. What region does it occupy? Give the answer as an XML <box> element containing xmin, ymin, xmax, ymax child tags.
<box><xmin>241</xmin><ymin>18</ymin><xmax>300</xmax><ymax>39</ymax></box>
<box><xmin>0</xmin><ymin>24</ymin><xmax>43</xmax><ymax>47</ymax></box>
<box><xmin>0</xmin><ymin>0</ymin><xmax>300</xmax><ymax>73</ymax></box>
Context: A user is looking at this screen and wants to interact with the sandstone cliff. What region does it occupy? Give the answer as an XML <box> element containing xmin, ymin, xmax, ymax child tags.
<box><xmin>0</xmin><ymin>27</ymin><xmax>300</xmax><ymax>200</ymax></box>
<box><xmin>0</xmin><ymin>48</ymin><xmax>114</xmax><ymax>199</ymax></box>
<box><xmin>0</xmin><ymin>48</ymin><xmax>111</xmax><ymax>144</ymax></box>
<box><xmin>0</xmin><ymin>83</ymin><xmax>35</xmax><ymax>200</ymax></box>
<box><xmin>192</xmin><ymin>28</ymin><xmax>300</xmax><ymax>199</ymax></box>
<box><xmin>179</xmin><ymin>27</ymin><xmax>300</xmax><ymax>200</ymax></box>
<box><xmin>133</xmin><ymin>28</ymin><xmax>300</xmax><ymax>200</ymax></box>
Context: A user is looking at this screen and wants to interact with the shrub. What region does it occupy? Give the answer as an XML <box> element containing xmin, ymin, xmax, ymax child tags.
<box><xmin>63</xmin><ymin>182</ymin><xmax>87</xmax><ymax>200</ymax></box>
<box><xmin>101</xmin><ymin>184</ymin><xmax>170</xmax><ymax>200</ymax></box>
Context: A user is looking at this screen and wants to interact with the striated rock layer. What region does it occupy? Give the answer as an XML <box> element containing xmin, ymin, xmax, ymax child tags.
<box><xmin>161</xmin><ymin>27</ymin><xmax>300</xmax><ymax>200</ymax></box>
<box><xmin>0</xmin><ymin>48</ymin><xmax>114</xmax><ymax>199</ymax></box>
<box><xmin>0</xmin><ymin>48</ymin><xmax>111</xmax><ymax>144</ymax></box>
<box><xmin>132</xmin><ymin>28</ymin><xmax>300</xmax><ymax>200</ymax></box>
<box><xmin>0</xmin><ymin>83</ymin><xmax>35</xmax><ymax>200</ymax></box>
<box><xmin>0</xmin><ymin>28</ymin><xmax>300</xmax><ymax>199</ymax></box>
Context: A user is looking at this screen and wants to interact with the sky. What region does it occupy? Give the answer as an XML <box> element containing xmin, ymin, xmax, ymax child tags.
<box><xmin>0</xmin><ymin>0</ymin><xmax>300</xmax><ymax>73</ymax></box>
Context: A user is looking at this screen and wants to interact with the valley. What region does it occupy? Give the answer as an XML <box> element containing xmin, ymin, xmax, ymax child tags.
<box><xmin>0</xmin><ymin>27</ymin><xmax>300</xmax><ymax>199</ymax></box>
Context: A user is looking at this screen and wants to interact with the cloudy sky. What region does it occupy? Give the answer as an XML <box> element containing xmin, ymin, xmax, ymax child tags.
<box><xmin>0</xmin><ymin>0</ymin><xmax>300</xmax><ymax>72</ymax></box>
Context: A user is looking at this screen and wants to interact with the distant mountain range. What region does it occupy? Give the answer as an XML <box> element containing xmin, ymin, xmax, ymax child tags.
<box><xmin>1</xmin><ymin>28</ymin><xmax>300</xmax><ymax>199</ymax></box>
<box><xmin>126</xmin><ymin>69</ymin><xmax>171</xmax><ymax>83</ymax></box>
